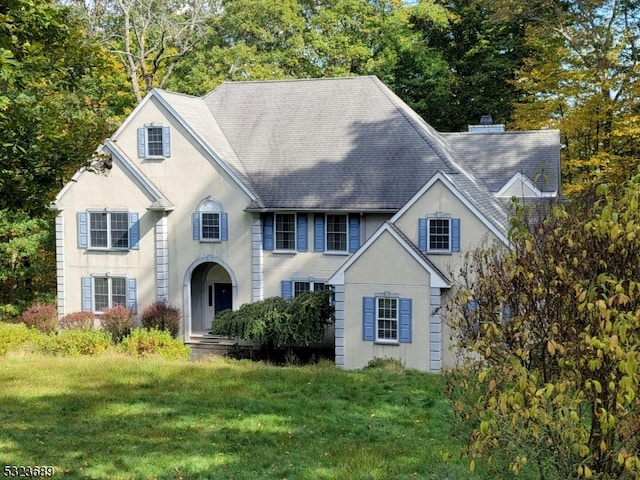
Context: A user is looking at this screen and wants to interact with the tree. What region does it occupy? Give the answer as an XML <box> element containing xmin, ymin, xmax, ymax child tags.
<box><xmin>63</xmin><ymin>0</ymin><xmax>216</xmax><ymax>103</ymax></box>
<box><xmin>501</xmin><ymin>0</ymin><xmax>640</xmax><ymax>202</ymax></box>
<box><xmin>406</xmin><ymin>0</ymin><xmax>529</xmax><ymax>131</ymax></box>
<box><xmin>446</xmin><ymin>181</ymin><xmax>640</xmax><ymax>478</ymax></box>
<box><xmin>1</xmin><ymin>0</ymin><xmax>123</xmax><ymax>214</ymax></box>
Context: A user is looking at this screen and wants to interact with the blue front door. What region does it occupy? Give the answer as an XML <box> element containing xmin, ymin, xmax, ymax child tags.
<box><xmin>214</xmin><ymin>283</ymin><xmax>232</xmax><ymax>314</ymax></box>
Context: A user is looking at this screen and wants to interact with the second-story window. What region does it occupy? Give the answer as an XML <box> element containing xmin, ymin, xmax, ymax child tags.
<box><xmin>326</xmin><ymin>214</ymin><xmax>347</xmax><ymax>251</ymax></box>
<box><xmin>89</xmin><ymin>212</ymin><xmax>129</xmax><ymax>249</ymax></box>
<box><xmin>275</xmin><ymin>213</ymin><xmax>296</xmax><ymax>250</ymax></box>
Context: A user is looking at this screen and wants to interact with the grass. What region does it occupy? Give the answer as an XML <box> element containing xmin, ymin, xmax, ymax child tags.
<box><xmin>0</xmin><ymin>354</ymin><xmax>480</xmax><ymax>479</ymax></box>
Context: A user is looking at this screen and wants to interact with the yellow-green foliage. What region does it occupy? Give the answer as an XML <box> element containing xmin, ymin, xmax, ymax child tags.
<box><xmin>38</xmin><ymin>329</ymin><xmax>113</xmax><ymax>357</ymax></box>
<box><xmin>120</xmin><ymin>328</ymin><xmax>190</xmax><ymax>360</ymax></box>
<box><xmin>0</xmin><ymin>323</ymin><xmax>41</xmax><ymax>355</ymax></box>
<box><xmin>447</xmin><ymin>175</ymin><xmax>640</xmax><ymax>479</ymax></box>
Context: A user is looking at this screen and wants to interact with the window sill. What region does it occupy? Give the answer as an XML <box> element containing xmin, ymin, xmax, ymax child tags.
<box><xmin>323</xmin><ymin>251</ymin><xmax>350</xmax><ymax>256</ymax></box>
<box><xmin>425</xmin><ymin>250</ymin><xmax>453</xmax><ymax>255</ymax></box>
<box><xmin>374</xmin><ymin>340</ymin><xmax>400</xmax><ymax>346</ymax></box>
<box><xmin>199</xmin><ymin>239</ymin><xmax>222</xmax><ymax>243</ymax></box>
<box><xmin>86</xmin><ymin>248</ymin><xmax>130</xmax><ymax>253</ymax></box>
<box><xmin>142</xmin><ymin>156</ymin><xmax>166</xmax><ymax>162</ymax></box>
<box><xmin>272</xmin><ymin>250</ymin><xmax>297</xmax><ymax>255</ymax></box>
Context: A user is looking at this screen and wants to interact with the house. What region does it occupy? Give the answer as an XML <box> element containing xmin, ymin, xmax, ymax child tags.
<box><xmin>51</xmin><ymin>76</ymin><xmax>560</xmax><ymax>371</ymax></box>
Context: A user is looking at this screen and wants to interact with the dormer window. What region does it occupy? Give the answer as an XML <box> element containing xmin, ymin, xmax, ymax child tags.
<box><xmin>138</xmin><ymin>125</ymin><xmax>171</xmax><ymax>158</ymax></box>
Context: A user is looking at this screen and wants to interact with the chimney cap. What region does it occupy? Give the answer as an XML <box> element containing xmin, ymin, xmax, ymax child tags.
<box><xmin>480</xmin><ymin>114</ymin><xmax>493</xmax><ymax>125</ymax></box>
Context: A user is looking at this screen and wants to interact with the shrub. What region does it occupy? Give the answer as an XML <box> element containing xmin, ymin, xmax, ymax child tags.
<box><xmin>120</xmin><ymin>328</ymin><xmax>190</xmax><ymax>360</ymax></box>
<box><xmin>363</xmin><ymin>357</ymin><xmax>406</xmax><ymax>372</ymax></box>
<box><xmin>212</xmin><ymin>290</ymin><xmax>334</xmax><ymax>356</ymax></box>
<box><xmin>38</xmin><ymin>329</ymin><xmax>112</xmax><ymax>356</ymax></box>
<box><xmin>21</xmin><ymin>303</ymin><xmax>58</xmax><ymax>334</ymax></box>
<box><xmin>59</xmin><ymin>311</ymin><xmax>95</xmax><ymax>331</ymax></box>
<box><xmin>140</xmin><ymin>302</ymin><xmax>181</xmax><ymax>338</ymax></box>
<box><xmin>0</xmin><ymin>322</ymin><xmax>42</xmax><ymax>355</ymax></box>
<box><xmin>100</xmin><ymin>305</ymin><xmax>133</xmax><ymax>343</ymax></box>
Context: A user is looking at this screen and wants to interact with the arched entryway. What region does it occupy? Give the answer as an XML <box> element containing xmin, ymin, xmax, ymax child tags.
<box><xmin>183</xmin><ymin>257</ymin><xmax>237</xmax><ymax>339</ymax></box>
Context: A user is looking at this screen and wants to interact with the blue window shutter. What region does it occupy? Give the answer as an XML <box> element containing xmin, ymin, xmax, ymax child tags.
<box><xmin>221</xmin><ymin>212</ymin><xmax>228</xmax><ymax>241</ymax></box>
<box><xmin>281</xmin><ymin>280</ymin><xmax>293</xmax><ymax>300</ymax></box>
<box><xmin>297</xmin><ymin>213</ymin><xmax>308</xmax><ymax>251</ymax></box>
<box><xmin>418</xmin><ymin>218</ymin><xmax>427</xmax><ymax>251</ymax></box>
<box><xmin>451</xmin><ymin>218</ymin><xmax>461</xmax><ymax>252</ymax></box>
<box><xmin>137</xmin><ymin>127</ymin><xmax>146</xmax><ymax>158</ymax></box>
<box><xmin>192</xmin><ymin>212</ymin><xmax>200</xmax><ymax>240</ymax></box>
<box><xmin>77</xmin><ymin>211</ymin><xmax>88</xmax><ymax>249</ymax></box>
<box><xmin>314</xmin><ymin>214</ymin><xmax>325</xmax><ymax>252</ymax></box>
<box><xmin>128</xmin><ymin>212</ymin><xmax>140</xmax><ymax>249</ymax></box>
<box><xmin>162</xmin><ymin>126</ymin><xmax>171</xmax><ymax>157</ymax></box>
<box><xmin>348</xmin><ymin>214</ymin><xmax>360</xmax><ymax>253</ymax></box>
<box><xmin>399</xmin><ymin>298</ymin><xmax>412</xmax><ymax>343</ymax></box>
<box><xmin>363</xmin><ymin>297</ymin><xmax>375</xmax><ymax>341</ymax></box>
<box><xmin>263</xmin><ymin>213</ymin><xmax>274</xmax><ymax>250</ymax></box>
<box><xmin>126</xmin><ymin>278</ymin><xmax>137</xmax><ymax>313</ymax></box>
<box><xmin>81</xmin><ymin>277</ymin><xmax>92</xmax><ymax>311</ymax></box>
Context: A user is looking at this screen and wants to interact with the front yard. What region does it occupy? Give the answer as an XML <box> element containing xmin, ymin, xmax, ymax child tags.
<box><xmin>0</xmin><ymin>354</ymin><xmax>480</xmax><ymax>479</ymax></box>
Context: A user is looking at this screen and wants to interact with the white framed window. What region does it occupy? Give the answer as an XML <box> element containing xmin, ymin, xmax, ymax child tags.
<box><xmin>275</xmin><ymin>213</ymin><xmax>296</xmax><ymax>250</ymax></box>
<box><xmin>326</xmin><ymin>214</ymin><xmax>347</xmax><ymax>252</ymax></box>
<box><xmin>89</xmin><ymin>211</ymin><xmax>129</xmax><ymax>249</ymax></box>
<box><xmin>93</xmin><ymin>276</ymin><xmax>127</xmax><ymax>311</ymax></box>
<box><xmin>146</xmin><ymin>126</ymin><xmax>164</xmax><ymax>157</ymax></box>
<box><xmin>138</xmin><ymin>125</ymin><xmax>171</xmax><ymax>158</ymax></box>
<box><xmin>377</xmin><ymin>297</ymin><xmax>398</xmax><ymax>341</ymax></box>
<box><xmin>193</xmin><ymin>197</ymin><xmax>227</xmax><ymax>242</ymax></box>
<box><xmin>201</xmin><ymin>212</ymin><xmax>221</xmax><ymax>240</ymax></box>
<box><xmin>429</xmin><ymin>218</ymin><xmax>450</xmax><ymax>251</ymax></box>
<box><xmin>293</xmin><ymin>280</ymin><xmax>328</xmax><ymax>296</ymax></box>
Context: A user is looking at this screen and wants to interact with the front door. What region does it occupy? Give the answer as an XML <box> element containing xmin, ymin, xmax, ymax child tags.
<box><xmin>214</xmin><ymin>283</ymin><xmax>232</xmax><ymax>314</ymax></box>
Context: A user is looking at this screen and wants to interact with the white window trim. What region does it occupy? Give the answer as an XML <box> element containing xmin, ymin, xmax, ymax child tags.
<box><xmin>91</xmin><ymin>275</ymin><xmax>127</xmax><ymax>313</ymax></box>
<box><xmin>145</xmin><ymin>125</ymin><xmax>165</xmax><ymax>159</ymax></box>
<box><xmin>427</xmin><ymin>216</ymin><xmax>452</xmax><ymax>253</ymax></box>
<box><xmin>325</xmin><ymin>213</ymin><xmax>348</xmax><ymax>253</ymax></box>
<box><xmin>275</xmin><ymin>212</ymin><xmax>297</xmax><ymax>252</ymax></box>
<box><xmin>200</xmin><ymin>211</ymin><xmax>221</xmax><ymax>242</ymax></box>
<box><xmin>88</xmin><ymin>210</ymin><xmax>129</xmax><ymax>251</ymax></box>
<box><xmin>292</xmin><ymin>278</ymin><xmax>327</xmax><ymax>297</ymax></box>
<box><xmin>375</xmin><ymin>296</ymin><xmax>399</xmax><ymax>343</ymax></box>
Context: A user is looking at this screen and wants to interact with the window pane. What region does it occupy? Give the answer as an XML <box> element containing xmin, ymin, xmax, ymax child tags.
<box><xmin>313</xmin><ymin>283</ymin><xmax>326</xmax><ymax>291</ymax></box>
<box><xmin>377</xmin><ymin>298</ymin><xmax>397</xmax><ymax>340</ymax></box>
<box><xmin>275</xmin><ymin>214</ymin><xmax>295</xmax><ymax>250</ymax></box>
<box><xmin>111</xmin><ymin>277</ymin><xmax>127</xmax><ymax>307</ymax></box>
<box><xmin>89</xmin><ymin>212</ymin><xmax>108</xmax><ymax>247</ymax></box>
<box><xmin>294</xmin><ymin>281</ymin><xmax>310</xmax><ymax>296</ymax></box>
<box><xmin>147</xmin><ymin>127</ymin><xmax>164</xmax><ymax>156</ymax></box>
<box><xmin>110</xmin><ymin>212</ymin><xmax>129</xmax><ymax>248</ymax></box>
<box><xmin>201</xmin><ymin>213</ymin><xmax>220</xmax><ymax>240</ymax></box>
<box><xmin>429</xmin><ymin>218</ymin><xmax>450</xmax><ymax>250</ymax></box>
<box><xmin>326</xmin><ymin>215</ymin><xmax>347</xmax><ymax>251</ymax></box>
<box><xmin>94</xmin><ymin>277</ymin><xmax>109</xmax><ymax>311</ymax></box>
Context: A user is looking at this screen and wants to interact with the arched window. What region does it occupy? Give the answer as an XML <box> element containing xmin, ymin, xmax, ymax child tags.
<box><xmin>193</xmin><ymin>197</ymin><xmax>228</xmax><ymax>242</ymax></box>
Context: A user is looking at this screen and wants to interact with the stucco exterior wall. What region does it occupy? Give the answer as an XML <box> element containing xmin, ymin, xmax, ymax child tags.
<box><xmin>341</xmin><ymin>231</ymin><xmax>432</xmax><ymax>371</ymax></box>
<box><xmin>393</xmin><ymin>179</ymin><xmax>501</xmax><ymax>276</ymax></box>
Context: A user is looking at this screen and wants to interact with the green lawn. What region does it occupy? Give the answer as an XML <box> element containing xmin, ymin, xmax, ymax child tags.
<box><xmin>0</xmin><ymin>354</ymin><xmax>478</xmax><ymax>479</ymax></box>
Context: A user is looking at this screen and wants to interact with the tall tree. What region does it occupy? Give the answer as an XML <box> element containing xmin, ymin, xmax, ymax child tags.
<box><xmin>504</xmin><ymin>0</ymin><xmax>640</xmax><ymax>201</ymax></box>
<box><xmin>64</xmin><ymin>0</ymin><xmax>216</xmax><ymax>102</ymax></box>
<box><xmin>1</xmin><ymin>0</ymin><xmax>119</xmax><ymax>213</ymax></box>
<box><xmin>405</xmin><ymin>0</ymin><xmax>529</xmax><ymax>131</ymax></box>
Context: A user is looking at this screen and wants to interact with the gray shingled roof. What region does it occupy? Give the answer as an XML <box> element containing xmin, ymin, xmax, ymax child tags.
<box><xmin>155</xmin><ymin>77</ymin><xmax>560</xmax><ymax>233</ymax></box>
<box><xmin>203</xmin><ymin>76</ymin><xmax>461</xmax><ymax>211</ymax></box>
<box><xmin>442</xmin><ymin>131</ymin><xmax>561</xmax><ymax>194</ymax></box>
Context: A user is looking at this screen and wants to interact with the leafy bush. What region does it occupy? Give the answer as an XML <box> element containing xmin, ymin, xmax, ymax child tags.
<box><xmin>100</xmin><ymin>305</ymin><xmax>133</xmax><ymax>343</ymax></box>
<box><xmin>59</xmin><ymin>311</ymin><xmax>95</xmax><ymax>331</ymax></box>
<box><xmin>0</xmin><ymin>322</ymin><xmax>42</xmax><ymax>355</ymax></box>
<box><xmin>38</xmin><ymin>329</ymin><xmax>112</xmax><ymax>356</ymax></box>
<box><xmin>21</xmin><ymin>303</ymin><xmax>58</xmax><ymax>334</ymax></box>
<box><xmin>363</xmin><ymin>357</ymin><xmax>406</xmax><ymax>372</ymax></box>
<box><xmin>140</xmin><ymin>302</ymin><xmax>180</xmax><ymax>338</ymax></box>
<box><xmin>120</xmin><ymin>328</ymin><xmax>190</xmax><ymax>360</ymax></box>
<box><xmin>212</xmin><ymin>290</ymin><xmax>334</xmax><ymax>352</ymax></box>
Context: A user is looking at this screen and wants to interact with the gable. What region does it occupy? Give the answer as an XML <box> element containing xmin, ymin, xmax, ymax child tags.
<box><xmin>496</xmin><ymin>172</ymin><xmax>557</xmax><ymax>198</ymax></box>
<box><xmin>392</xmin><ymin>173</ymin><xmax>510</xmax><ymax>248</ymax></box>
<box><xmin>328</xmin><ymin>222</ymin><xmax>450</xmax><ymax>288</ymax></box>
